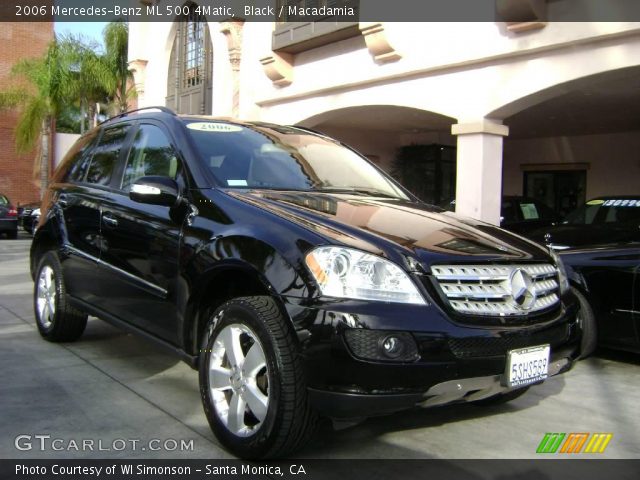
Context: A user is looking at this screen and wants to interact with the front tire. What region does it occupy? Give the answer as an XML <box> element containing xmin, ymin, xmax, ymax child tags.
<box><xmin>34</xmin><ymin>251</ymin><xmax>87</xmax><ymax>342</ymax></box>
<box><xmin>572</xmin><ymin>287</ymin><xmax>597</xmax><ymax>358</ymax></box>
<box><xmin>199</xmin><ymin>296</ymin><xmax>317</xmax><ymax>459</ymax></box>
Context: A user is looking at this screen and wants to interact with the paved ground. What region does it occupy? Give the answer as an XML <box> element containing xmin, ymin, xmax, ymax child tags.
<box><xmin>1</xmin><ymin>232</ymin><xmax>639</xmax><ymax>460</ymax></box>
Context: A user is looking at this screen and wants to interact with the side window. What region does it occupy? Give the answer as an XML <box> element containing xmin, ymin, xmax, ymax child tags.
<box><xmin>58</xmin><ymin>131</ymin><xmax>98</xmax><ymax>183</ymax></box>
<box><xmin>121</xmin><ymin>124</ymin><xmax>181</xmax><ymax>191</ymax></box>
<box><xmin>85</xmin><ymin>125</ymin><xmax>131</xmax><ymax>186</ymax></box>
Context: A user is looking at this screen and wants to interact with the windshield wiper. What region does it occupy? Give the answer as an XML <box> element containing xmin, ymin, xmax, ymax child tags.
<box><xmin>314</xmin><ymin>187</ymin><xmax>400</xmax><ymax>199</ymax></box>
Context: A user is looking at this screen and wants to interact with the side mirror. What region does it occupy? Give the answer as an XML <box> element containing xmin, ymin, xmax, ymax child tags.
<box><xmin>130</xmin><ymin>176</ymin><xmax>180</xmax><ymax>207</ymax></box>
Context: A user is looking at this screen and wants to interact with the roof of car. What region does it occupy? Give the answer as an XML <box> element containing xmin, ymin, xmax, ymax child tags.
<box><xmin>100</xmin><ymin>107</ymin><xmax>321</xmax><ymax>135</ymax></box>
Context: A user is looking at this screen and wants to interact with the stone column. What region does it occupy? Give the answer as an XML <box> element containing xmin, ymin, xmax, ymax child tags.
<box><xmin>220</xmin><ymin>20</ymin><xmax>244</xmax><ymax>118</ymax></box>
<box><xmin>451</xmin><ymin>119</ymin><xmax>509</xmax><ymax>226</ymax></box>
<box><xmin>128</xmin><ymin>59</ymin><xmax>148</xmax><ymax>108</ymax></box>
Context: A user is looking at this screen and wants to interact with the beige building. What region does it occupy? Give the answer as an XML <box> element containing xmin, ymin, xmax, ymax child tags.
<box><xmin>129</xmin><ymin>2</ymin><xmax>640</xmax><ymax>225</ymax></box>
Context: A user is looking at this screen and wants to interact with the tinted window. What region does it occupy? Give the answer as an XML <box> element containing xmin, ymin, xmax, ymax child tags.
<box><xmin>85</xmin><ymin>125</ymin><xmax>131</xmax><ymax>186</ymax></box>
<box><xmin>565</xmin><ymin>198</ymin><xmax>640</xmax><ymax>225</ymax></box>
<box><xmin>185</xmin><ymin>121</ymin><xmax>408</xmax><ymax>199</ymax></box>
<box><xmin>57</xmin><ymin>131</ymin><xmax>98</xmax><ymax>183</ymax></box>
<box><xmin>501</xmin><ymin>200</ymin><xmax>518</xmax><ymax>223</ymax></box>
<box><xmin>122</xmin><ymin>125</ymin><xmax>181</xmax><ymax>191</ymax></box>
<box><xmin>535</xmin><ymin>201</ymin><xmax>561</xmax><ymax>221</ymax></box>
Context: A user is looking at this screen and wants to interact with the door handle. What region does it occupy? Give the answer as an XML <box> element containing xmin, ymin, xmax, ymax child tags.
<box><xmin>102</xmin><ymin>213</ymin><xmax>118</xmax><ymax>228</ymax></box>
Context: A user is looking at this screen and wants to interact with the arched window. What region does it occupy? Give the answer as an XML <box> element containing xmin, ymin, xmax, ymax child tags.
<box><xmin>166</xmin><ymin>5</ymin><xmax>213</xmax><ymax>114</ymax></box>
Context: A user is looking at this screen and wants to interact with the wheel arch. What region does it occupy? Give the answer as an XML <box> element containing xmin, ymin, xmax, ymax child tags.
<box><xmin>182</xmin><ymin>260</ymin><xmax>294</xmax><ymax>359</ymax></box>
<box><xmin>30</xmin><ymin>223</ymin><xmax>62</xmax><ymax>280</ymax></box>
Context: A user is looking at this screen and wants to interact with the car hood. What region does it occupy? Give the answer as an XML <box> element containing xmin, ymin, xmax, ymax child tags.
<box><xmin>528</xmin><ymin>224</ymin><xmax>637</xmax><ymax>249</ymax></box>
<box><xmin>227</xmin><ymin>190</ymin><xmax>551</xmax><ymax>265</ymax></box>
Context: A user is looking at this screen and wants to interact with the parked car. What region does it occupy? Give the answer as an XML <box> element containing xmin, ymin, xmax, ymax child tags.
<box><xmin>31</xmin><ymin>107</ymin><xmax>580</xmax><ymax>458</ymax></box>
<box><xmin>445</xmin><ymin>196</ymin><xmax>562</xmax><ymax>235</ymax></box>
<box><xmin>18</xmin><ymin>202</ymin><xmax>40</xmax><ymax>234</ymax></box>
<box><xmin>0</xmin><ymin>193</ymin><xmax>18</xmax><ymax>239</ymax></box>
<box><xmin>560</xmin><ymin>242</ymin><xmax>640</xmax><ymax>357</ymax></box>
<box><xmin>529</xmin><ymin>196</ymin><xmax>640</xmax><ymax>249</ymax></box>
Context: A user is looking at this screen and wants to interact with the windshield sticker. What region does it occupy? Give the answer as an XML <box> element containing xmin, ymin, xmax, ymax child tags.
<box><xmin>227</xmin><ymin>179</ymin><xmax>248</xmax><ymax>187</ymax></box>
<box><xmin>603</xmin><ymin>199</ymin><xmax>640</xmax><ymax>207</ymax></box>
<box><xmin>187</xmin><ymin>122</ymin><xmax>243</xmax><ymax>133</ymax></box>
<box><xmin>586</xmin><ymin>199</ymin><xmax>604</xmax><ymax>206</ymax></box>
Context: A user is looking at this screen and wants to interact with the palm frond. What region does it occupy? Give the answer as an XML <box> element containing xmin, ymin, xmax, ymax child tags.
<box><xmin>15</xmin><ymin>97</ymin><xmax>48</xmax><ymax>153</ymax></box>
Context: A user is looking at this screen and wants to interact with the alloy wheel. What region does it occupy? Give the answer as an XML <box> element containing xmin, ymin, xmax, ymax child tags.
<box><xmin>208</xmin><ymin>323</ymin><xmax>269</xmax><ymax>437</ymax></box>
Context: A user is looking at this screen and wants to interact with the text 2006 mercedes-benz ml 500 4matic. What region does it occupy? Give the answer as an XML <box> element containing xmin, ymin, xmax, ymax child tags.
<box><xmin>30</xmin><ymin>107</ymin><xmax>581</xmax><ymax>458</ymax></box>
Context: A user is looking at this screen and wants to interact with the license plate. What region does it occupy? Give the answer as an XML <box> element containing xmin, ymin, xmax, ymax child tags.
<box><xmin>504</xmin><ymin>345</ymin><xmax>550</xmax><ymax>387</ymax></box>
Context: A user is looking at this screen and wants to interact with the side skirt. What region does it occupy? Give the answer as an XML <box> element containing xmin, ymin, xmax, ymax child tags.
<box><xmin>68</xmin><ymin>296</ymin><xmax>199</xmax><ymax>369</ymax></box>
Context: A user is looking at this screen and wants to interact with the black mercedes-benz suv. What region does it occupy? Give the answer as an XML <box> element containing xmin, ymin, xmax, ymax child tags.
<box><xmin>31</xmin><ymin>107</ymin><xmax>580</xmax><ymax>458</ymax></box>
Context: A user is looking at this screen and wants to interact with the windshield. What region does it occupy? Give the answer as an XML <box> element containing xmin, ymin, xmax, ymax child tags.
<box><xmin>184</xmin><ymin>121</ymin><xmax>409</xmax><ymax>200</ymax></box>
<box><xmin>564</xmin><ymin>198</ymin><xmax>640</xmax><ymax>225</ymax></box>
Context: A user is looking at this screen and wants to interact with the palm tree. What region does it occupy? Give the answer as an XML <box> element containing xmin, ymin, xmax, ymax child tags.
<box><xmin>0</xmin><ymin>40</ymin><xmax>75</xmax><ymax>197</ymax></box>
<box><xmin>58</xmin><ymin>34</ymin><xmax>114</xmax><ymax>133</ymax></box>
<box><xmin>0</xmin><ymin>22</ymin><xmax>134</xmax><ymax>197</ymax></box>
<box><xmin>103</xmin><ymin>22</ymin><xmax>135</xmax><ymax>115</ymax></box>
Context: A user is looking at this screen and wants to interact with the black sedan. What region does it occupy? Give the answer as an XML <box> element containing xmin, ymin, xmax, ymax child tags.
<box><xmin>0</xmin><ymin>193</ymin><xmax>18</xmax><ymax>239</ymax></box>
<box><xmin>531</xmin><ymin>196</ymin><xmax>640</xmax><ymax>249</ymax></box>
<box><xmin>560</xmin><ymin>242</ymin><xmax>640</xmax><ymax>356</ymax></box>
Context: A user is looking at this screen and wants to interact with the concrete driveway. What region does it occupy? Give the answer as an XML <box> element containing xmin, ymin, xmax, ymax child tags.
<box><xmin>1</xmin><ymin>233</ymin><xmax>639</xmax><ymax>459</ymax></box>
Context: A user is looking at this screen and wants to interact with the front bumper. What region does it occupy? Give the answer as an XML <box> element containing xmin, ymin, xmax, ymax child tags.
<box><xmin>284</xmin><ymin>294</ymin><xmax>580</xmax><ymax>419</ymax></box>
<box><xmin>308</xmin><ymin>355</ymin><xmax>573</xmax><ymax>418</ymax></box>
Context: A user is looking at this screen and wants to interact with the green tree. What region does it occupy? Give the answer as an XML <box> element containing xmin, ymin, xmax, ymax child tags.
<box><xmin>0</xmin><ymin>22</ymin><xmax>134</xmax><ymax>196</ymax></box>
<box><xmin>0</xmin><ymin>40</ymin><xmax>75</xmax><ymax>197</ymax></box>
<box><xmin>58</xmin><ymin>34</ymin><xmax>113</xmax><ymax>133</ymax></box>
<box><xmin>103</xmin><ymin>22</ymin><xmax>135</xmax><ymax>115</ymax></box>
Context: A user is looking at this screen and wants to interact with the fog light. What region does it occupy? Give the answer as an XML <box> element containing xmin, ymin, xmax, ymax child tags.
<box><xmin>343</xmin><ymin>329</ymin><xmax>419</xmax><ymax>362</ymax></box>
<box><xmin>380</xmin><ymin>335</ymin><xmax>405</xmax><ymax>359</ymax></box>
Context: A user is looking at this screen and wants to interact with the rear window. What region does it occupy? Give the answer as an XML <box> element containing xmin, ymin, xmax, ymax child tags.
<box><xmin>57</xmin><ymin>131</ymin><xmax>99</xmax><ymax>183</ymax></box>
<box><xmin>0</xmin><ymin>195</ymin><xmax>8</xmax><ymax>205</ymax></box>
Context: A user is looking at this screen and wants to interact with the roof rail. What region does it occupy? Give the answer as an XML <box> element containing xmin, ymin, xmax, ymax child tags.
<box><xmin>288</xmin><ymin>125</ymin><xmax>325</xmax><ymax>136</ymax></box>
<box><xmin>99</xmin><ymin>106</ymin><xmax>176</xmax><ymax>125</ymax></box>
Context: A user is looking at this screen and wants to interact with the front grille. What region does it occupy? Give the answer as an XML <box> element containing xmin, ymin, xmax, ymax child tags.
<box><xmin>431</xmin><ymin>264</ymin><xmax>560</xmax><ymax>316</ymax></box>
<box><xmin>448</xmin><ymin>323</ymin><xmax>569</xmax><ymax>358</ymax></box>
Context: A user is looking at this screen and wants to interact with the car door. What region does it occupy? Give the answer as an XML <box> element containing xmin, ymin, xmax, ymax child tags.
<box><xmin>584</xmin><ymin>248</ymin><xmax>640</xmax><ymax>349</ymax></box>
<box><xmin>54</xmin><ymin>129</ymin><xmax>108</xmax><ymax>303</ymax></box>
<box><xmin>96</xmin><ymin>122</ymin><xmax>185</xmax><ymax>342</ymax></box>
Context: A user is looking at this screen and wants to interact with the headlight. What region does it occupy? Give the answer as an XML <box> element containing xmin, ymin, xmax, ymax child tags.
<box><xmin>549</xmin><ymin>249</ymin><xmax>570</xmax><ymax>294</ymax></box>
<box><xmin>305</xmin><ymin>246</ymin><xmax>426</xmax><ymax>305</ymax></box>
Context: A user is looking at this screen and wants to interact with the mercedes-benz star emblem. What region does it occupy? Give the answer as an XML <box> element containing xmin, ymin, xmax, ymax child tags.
<box><xmin>509</xmin><ymin>268</ymin><xmax>536</xmax><ymax>310</ymax></box>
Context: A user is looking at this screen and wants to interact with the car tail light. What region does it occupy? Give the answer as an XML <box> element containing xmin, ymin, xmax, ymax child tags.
<box><xmin>8</xmin><ymin>206</ymin><xmax>17</xmax><ymax>217</ymax></box>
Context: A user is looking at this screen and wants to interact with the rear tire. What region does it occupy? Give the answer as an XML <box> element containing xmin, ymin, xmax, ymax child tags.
<box><xmin>34</xmin><ymin>251</ymin><xmax>87</xmax><ymax>342</ymax></box>
<box><xmin>7</xmin><ymin>230</ymin><xmax>17</xmax><ymax>239</ymax></box>
<box><xmin>199</xmin><ymin>296</ymin><xmax>317</xmax><ymax>459</ymax></box>
<box><xmin>572</xmin><ymin>287</ymin><xmax>597</xmax><ymax>358</ymax></box>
